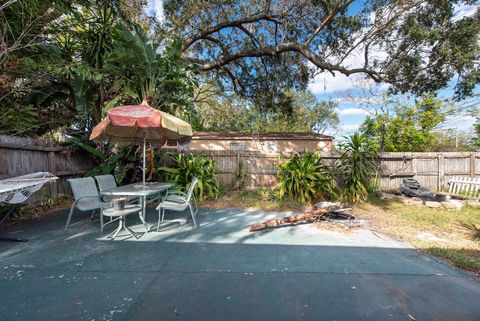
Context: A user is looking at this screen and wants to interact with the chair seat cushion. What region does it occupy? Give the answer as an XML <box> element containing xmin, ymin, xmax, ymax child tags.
<box><xmin>156</xmin><ymin>200</ymin><xmax>188</xmax><ymax>211</ymax></box>
<box><xmin>77</xmin><ymin>198</ymin><xmax>102</xmax><ymax>211</ymax></box>
<box><xmin>165</xmin><ymin>195</ymin><xmax>187</xmax><ymax>203</ymax></box>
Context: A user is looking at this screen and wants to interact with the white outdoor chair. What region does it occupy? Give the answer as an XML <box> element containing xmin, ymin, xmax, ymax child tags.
<box><xmin>156</xmin><ymin>177</ymin><xmax>199</xmax><ymax>230</ymax></box>
<box><xmin>94</xmin><ymin>174</ymin><xmax>138</xmax><ymax>203</ymax></box>
<box><xmin>94</xmin><ymin>174</ymin><xmax>118</xmax><ymax>197</ymax></box>
<box><xmin>65</xmin><ymin>177</ymin><xmax>114</xmax><ymax>232</ymax></box>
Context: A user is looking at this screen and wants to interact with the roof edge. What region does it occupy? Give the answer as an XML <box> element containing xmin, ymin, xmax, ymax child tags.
<box><xmin>193</xmin><ymin>131</ymin><xmax>334</xmax><ymax>140</ymax></box>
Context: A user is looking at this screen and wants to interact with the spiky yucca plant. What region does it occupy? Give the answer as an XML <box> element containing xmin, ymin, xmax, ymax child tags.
<box><xmin>338</xmin><ymin>133</ymin><xmax>379</xmax><ymax>203</ymax></box>
<box><xmin>275</xmin><ymin>151</ymin><xmax>336</xmax><ymax>203</ymax></box>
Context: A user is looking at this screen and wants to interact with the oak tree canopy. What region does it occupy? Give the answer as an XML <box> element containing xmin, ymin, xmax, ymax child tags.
<box><xmin>165</xmin><ymin>0</ymin><xmax>480</xmax><ymax>98</ymax></box>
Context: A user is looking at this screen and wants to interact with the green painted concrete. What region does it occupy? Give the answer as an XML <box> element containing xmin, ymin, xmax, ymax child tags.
<box><xmin>0</xmin><ymin>208</ymin><xmax>479</xmax><ymax>320</ymax></box>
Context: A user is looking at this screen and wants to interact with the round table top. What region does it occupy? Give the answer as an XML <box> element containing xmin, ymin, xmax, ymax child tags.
<box><xmin>103</xmin><ymin>205</ymin><xmax>142</xmax><ymax>217</ymax></box>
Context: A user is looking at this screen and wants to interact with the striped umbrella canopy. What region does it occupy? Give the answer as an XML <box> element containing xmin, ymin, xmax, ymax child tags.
<box><xmin>90</xmin><ymin>100</ymin><xmax>192</xmax><ymax>145</ymax></box>
<box><xmin>90</xmin><ymin>100</ymin><xmax>192</xmax><ymax>185</ymax></box>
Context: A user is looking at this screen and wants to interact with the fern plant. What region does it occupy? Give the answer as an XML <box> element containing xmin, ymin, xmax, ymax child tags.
<box><xmin>275</xmin><ymin>151</ymin><xmax>336</xmax><ymax>203</ymax></box>
<box><xmin>337</xmin><ymin>133</ymin><xmax>379</xmax><ymax>203</ymax></box>
<box><xmin>158</xmin><ymin>152</ymin><xmax>220</xmax><ymax>201</ymax></box>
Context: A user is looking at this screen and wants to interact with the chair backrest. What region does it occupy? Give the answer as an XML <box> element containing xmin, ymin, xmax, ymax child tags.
<box><xmin>67</xmin><ymin>177</ymin><xmax>100</xmax><ymax>211</ymax></box>
<box><xmin>186</xmin><ymin>177</ymin><xmax>199</xmax><ymax>202</ymax></box>
<box><xmin>94</xmin><ymin>174</ymin><xmax>118</xmax><ymax>191</ymax></box>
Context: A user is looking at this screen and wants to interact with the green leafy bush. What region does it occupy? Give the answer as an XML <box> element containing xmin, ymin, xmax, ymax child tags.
<box><xmin>275</xmin><ymin>151</ymin><xmax>336</xmax><ymax>203</ymax></box>
<box><xmin>158</xmin><ymin>152</ymin><xmax>220</xmax><ymax>201</ymax></box>
<box><xmin>337</xmin><ymin>133</ymin><xmax>379</xmax><ymax>203</ymax></box>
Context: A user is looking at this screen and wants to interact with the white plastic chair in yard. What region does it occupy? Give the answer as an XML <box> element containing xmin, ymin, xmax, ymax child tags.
<box><xmin>156</xmin><ymin>177</ymin><xmax>199</xmax><ymax>230</ymax></box>
<box><xmin>65</xmin><ymin>177</ymin><xmax>114</xmax><ymax>232</ymax></box>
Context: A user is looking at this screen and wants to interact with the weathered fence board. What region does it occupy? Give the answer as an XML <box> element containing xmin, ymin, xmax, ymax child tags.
<box><xmin>160</xmin><ymin>149</ymin><xmax>480</xmax><ymax>192</ymax></box>
<box><xmin>0</xmin><ymin>135</ymin><xmax>95</xmax><ymax>205</ymax></box>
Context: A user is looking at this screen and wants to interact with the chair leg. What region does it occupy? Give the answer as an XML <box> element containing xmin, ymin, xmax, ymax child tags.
<box><xmin>156</xmin><ymin>208</ymin><xmax>167</xmax><ymax>231</ymax></box>
<box><xmin>90</xmin><ymin>209</ymin><xmax>95</xmax><ymax>220</ymax></box>
<box><xmin>100</xmin><ymin>208</ymin><xmax>104</xmax><ymax>233</ymax></box>
<box><xmin>157</xmin><ymin>208</ymin><xmax>162</xmax><ymax>232</ymax></box>
<box><xmin>189</xmin><ymin>204</ymin><xmax>197</xmax><ymax>227</ymax></box>
<box><xmin>65</xmin><ymin>206</ymin><xmax>75</xmax><ymax>230</ymax></box>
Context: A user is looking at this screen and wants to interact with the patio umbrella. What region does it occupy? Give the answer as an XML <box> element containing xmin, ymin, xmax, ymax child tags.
<box><xmin>90</xmin><ymin>100</ymin><xmax>192</xmax><ymax>186</ymax></box>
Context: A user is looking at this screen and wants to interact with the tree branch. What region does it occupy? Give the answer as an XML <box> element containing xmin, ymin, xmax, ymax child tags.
<box><xmin>304</xmin><ymin>0</ymin><xmax>354</xmax><ymax>47</ymax></box>
<box><xmin>186</xmin><ymin>42</ymin><xmax>382</xmax><ymax>82</ymax></box>
<box><xmin>182</xmin><ymin>13</ymin><xmax>282</xmax><ymax>51</ymax></box>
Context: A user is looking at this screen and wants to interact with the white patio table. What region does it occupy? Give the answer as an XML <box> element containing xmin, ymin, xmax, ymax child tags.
<box><xmin>100</xmin><ymin>182</ymin><xmax>174</xmax><ymax>232</ymax></box>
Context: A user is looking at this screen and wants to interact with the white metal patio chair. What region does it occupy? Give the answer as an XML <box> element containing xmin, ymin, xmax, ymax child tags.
<box><xmin>156</xmin><ymin>177</ymin><xmax>199</xmax><ymax>230</ymax></box>
<box><xmin>94</xmin><ymin>174</ymin><xmax>118</xmax><ymax>199</ymax></box>
<box><xmin>94</xmin><ymin>174</ymin><xmax>139</xmax><ymax>203</ymax></box>
<box><xmin>65</xmin><ymin>177</ymin><xmax>114</xmax><ymax>232</ymax></box>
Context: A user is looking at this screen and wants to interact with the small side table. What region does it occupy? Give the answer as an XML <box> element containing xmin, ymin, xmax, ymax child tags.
<box><xmin>103</xmin><ymin>205</ymin><xmax>142</xmax><ymax>240</ymax></box>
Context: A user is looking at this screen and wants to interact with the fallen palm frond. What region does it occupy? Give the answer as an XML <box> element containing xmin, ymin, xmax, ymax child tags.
<box><xmin>248</xmin><ymin>203</ymin><xmax>354</xmax><ymax>232</ymax></box>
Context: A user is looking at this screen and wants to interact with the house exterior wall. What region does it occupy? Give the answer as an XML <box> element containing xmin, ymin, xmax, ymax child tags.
<box><xmin>189</xmin><ymin>138</ymin><xmax>332</xmax><ymax>154</ymax></box>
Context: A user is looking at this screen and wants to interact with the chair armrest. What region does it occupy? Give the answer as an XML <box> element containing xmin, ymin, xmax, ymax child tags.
<box><xmin>166</xmin><ymin>190</ymin><xmax>187</xmax><ymax>197</ymax></box>
<box><xmin>74</xmin><ymin>195</ymin><xmax>100</xmax><ymax>202</ymax></box>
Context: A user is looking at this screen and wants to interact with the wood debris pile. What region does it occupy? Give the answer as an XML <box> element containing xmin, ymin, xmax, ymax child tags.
<box><xmin>248</xmin><ymin>202</ymin><xmax>355</xmax><ymax>232</ymax></box>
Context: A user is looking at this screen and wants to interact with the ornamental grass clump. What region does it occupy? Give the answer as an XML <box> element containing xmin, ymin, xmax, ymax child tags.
<box><xmin>275</xmin><ymin>151</ymin><xmax>336</xmax><ymax>203</ymax></box>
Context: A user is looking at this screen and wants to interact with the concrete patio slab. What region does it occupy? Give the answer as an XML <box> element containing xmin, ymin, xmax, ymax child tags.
<box><xmin>0</xmin><ymin>207</ymin><xmax>479</xmax><ymax>321</ymax></box>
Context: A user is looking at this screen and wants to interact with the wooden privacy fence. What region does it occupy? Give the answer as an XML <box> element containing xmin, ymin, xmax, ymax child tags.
<box><xmin>2</xmin><ymin>136</ymin><xmax>479</xmax><ymax>205</ymax></box>
<box><xmin>162</xmin><ymin>150</ymin><xmax>480</xmax><ymax>192</ymax></box>
<box><xmin>0</xmin><ymin>135</ymin><xmax>95</xmax><ymax>205</ymax></box>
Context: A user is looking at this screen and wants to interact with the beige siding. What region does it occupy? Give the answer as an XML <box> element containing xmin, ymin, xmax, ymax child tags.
<box><xmin>189</xmin><ymin>138</ymin><xmax>332</xmax><ymax>153</ymax></box>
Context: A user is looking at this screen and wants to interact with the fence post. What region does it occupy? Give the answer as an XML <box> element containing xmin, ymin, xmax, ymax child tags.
<box><xmin>437</xmin><ymin>153</ymin><xmax>444</xmax><ymax>192</ymax></box>
<box><xmin>470</xmin><ymin>153</ymin><xmax>476</xmax><ymax>178</ymax></box>
<box><xmin>48</xmin><ymin>151</ymin><xmax>58</xmax><ymax>198</ymax></box>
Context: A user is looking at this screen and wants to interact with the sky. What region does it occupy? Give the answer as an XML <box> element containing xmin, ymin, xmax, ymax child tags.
<box><xmin>147</xmin><ymin>1</ymin><xmax>479</xmax><ymax>136</ymax></box>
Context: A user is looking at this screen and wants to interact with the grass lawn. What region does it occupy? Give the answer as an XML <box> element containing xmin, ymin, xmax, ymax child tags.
<box><xmin>355</xmin><ymin>198</ymin><xmax>480</xmax><ymax>273</ymax></box>
<box><xmin>203</xmin><ymin>189</ymin><xmax>480</xmax><ymax>273</ymax></box>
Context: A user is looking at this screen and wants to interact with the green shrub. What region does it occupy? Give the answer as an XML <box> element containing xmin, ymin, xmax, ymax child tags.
<box><xmin>275</xmin><ymin>150</ymin><xmax>336</xmax><ymax>203</ymax></box>
<box><xmin>337</xmin><ymin>133</ymin><xmax>379</xmax><ymax>203</ymax></box>
<box><xmin>158</xmin><ymin>152</ymin><xmax>220</xmax><ymax>201</ymax></box>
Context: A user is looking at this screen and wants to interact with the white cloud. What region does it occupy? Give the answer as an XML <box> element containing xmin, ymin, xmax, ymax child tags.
<box><xmin>336</xmin><ymin>108</ymin><xmax>370</xmax><ymax>117</ymax></box>
<box><xmin>148</xmin><ymin>0</ymin><xmax>164</xmax><ymax>22</ymax></box>
<box><xmin>308</xmin><ymin>72</ymin><xmax>364</xmax><ymax>94</ymax></box>
<box><xmin>440</xmin><ymin>114</ymin><xmax>476</xmax><ymax>131</ymax></box>
<box><xmin>452</xmin><ymin>4</ymin><xmax>478</xmax><ymax>22</ymax></box>
<box><xmin>308</xmin><ymin>39</ymin><xmax>389</xmax><ymax>94</ymax></box>
<box><xmin>339</xmin><ymin>123</ymin><xmax>361</xmax><ymax>133</ymax></box>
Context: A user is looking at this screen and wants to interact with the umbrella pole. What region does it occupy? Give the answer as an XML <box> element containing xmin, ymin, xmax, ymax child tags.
<box><xmin>143</xmin><ymin>137</ymin><xmax>146</xmax><ymax>187</ymax></box>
